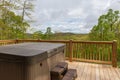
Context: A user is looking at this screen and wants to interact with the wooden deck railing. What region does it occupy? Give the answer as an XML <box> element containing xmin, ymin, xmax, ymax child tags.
<box><xmin>0</xmin><ymin>39</ymin><xmax>117</xmax><ymax>67</ymax></box>
<box><xmin>0</xmin><ymin>40</ymin><xmax>17</xmax><ymax>45</ymax></box>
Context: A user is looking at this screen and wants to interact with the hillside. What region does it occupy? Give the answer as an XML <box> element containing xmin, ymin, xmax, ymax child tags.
<box><xmin>50</xmin><ymin>33</ymin><xmax>89</xmax><ymax>40</ymax></box>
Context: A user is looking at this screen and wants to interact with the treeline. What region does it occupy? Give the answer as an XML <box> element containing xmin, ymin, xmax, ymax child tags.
<box><xmin>32</xmin><ymin>27</ymin><xmax>53</xmax><ymax>40</ymax></box>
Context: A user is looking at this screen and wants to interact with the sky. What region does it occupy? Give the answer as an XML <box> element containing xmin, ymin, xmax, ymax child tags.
<box><xmin>29</xmin><ymin>0</ymin><xmax>120</xmax><ymax>33</ymax></box>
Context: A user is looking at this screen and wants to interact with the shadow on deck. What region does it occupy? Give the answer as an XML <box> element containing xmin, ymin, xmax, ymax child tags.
<box><xmin>66</xmin><ymin>61</ymin><xmax>120</xmax><ymax>80</ymax></box>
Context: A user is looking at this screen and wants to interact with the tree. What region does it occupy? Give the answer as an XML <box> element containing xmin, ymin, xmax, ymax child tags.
<box><xmin>89</xmin><ymin>9</ymin><xmax>120</xmax><ymax>61</ymax></box>
<box><xmin>44</xmin><ymin>27</ymin><xmax>53</xmax><ymax>40</ymax></box>
<box><xmin>0</xmin><ymin>6</ymin><xmax>30</xmax><ymax>39</ymax></box>
<box><xmin>0</xmin><ymin>0</ymin><xmax>33</xmax><ymax>39</ymax></box>
<box><xmin>89</xmin><ymin>9</ymin><xmax>119</xmax><ymax>41</ymax></box>
<box><xmin>32</xmin><ymin>31</ymin><xmax>43</xmax><ymax>39</ymax></box>
<box><xmin>14</xmin><ymin>0</ymin><xmax>35</xmax><ymax>22</ymax></box>
<box><xmin>0</xmin><ymin>19</ymin><xmax>10</xmax><ymax>39</ymax></box>
<box><xmin>2</xmin><ymin>10</ymin><xmax>29</xmax><ymax>39</ymax></box>
<box><xmin>14</xmin><ymin>0</ymin><xmax>35</xmax><ymax>38</ymax></box>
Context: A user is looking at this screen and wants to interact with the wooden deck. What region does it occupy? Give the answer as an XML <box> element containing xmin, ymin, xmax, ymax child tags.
<box><xmin>67</xmin><ymin>61</ymin><xmax>120</xmax><ymax>80</ymax></box>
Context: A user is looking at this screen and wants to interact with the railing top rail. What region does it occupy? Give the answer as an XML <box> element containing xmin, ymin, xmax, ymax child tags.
<box><xmin>72</xmin><ymin>41</ymin><xmax>113</xmax><ymax>44</ymax></box>
<box><xmin>17</xmin><ymin>39</ymin><xmax>70</xmax><ymax>43</ymax></box>
<box><xmin>0</xmin><ymin>40</ymin><xmax>16</xmax><ymax>43</ymax></box>
<box><xmin>19</xmin><ymin>39</ymin><xmax>113</xmax><ymax>44</ymax></box>
<box><xmin>0</xmin><ymin>39</ymin><xmax>114</xmax><ymax>44</ymax></box>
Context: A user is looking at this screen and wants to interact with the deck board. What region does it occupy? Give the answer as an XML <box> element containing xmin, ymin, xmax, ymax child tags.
<box><xmin>66</xmin><ymin>61</ymin><xmax>120</xmax><ymax>80</ymax></box>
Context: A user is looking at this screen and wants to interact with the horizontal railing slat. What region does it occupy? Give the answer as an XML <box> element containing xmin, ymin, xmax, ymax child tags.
<box><xmin>72</xmin><ymin>41</ymin><xmax>113</xmax><ymax>44</ymax></box>
<box><xmin>0</xmin><ymin>40</ymin><xmax>16</xmax><ymax>43</ymax></box>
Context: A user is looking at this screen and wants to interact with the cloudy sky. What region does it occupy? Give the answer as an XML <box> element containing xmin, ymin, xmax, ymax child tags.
<box><xmin>30</xmin><ymin>0</ymin><xmax>120</xmax><ymax>33</ymax></box>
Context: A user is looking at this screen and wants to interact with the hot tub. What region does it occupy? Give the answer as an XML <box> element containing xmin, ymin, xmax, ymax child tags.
<box><xmin>0</xmin><ymin>42</ymin><xmax>65</xmax><ymax>80</ymax></box>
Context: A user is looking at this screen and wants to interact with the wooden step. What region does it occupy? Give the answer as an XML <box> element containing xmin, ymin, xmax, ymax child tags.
<box><xmin>62</xmin><ymin>69</ymin><xmax>77</xmax><ymax>80</ymax></box>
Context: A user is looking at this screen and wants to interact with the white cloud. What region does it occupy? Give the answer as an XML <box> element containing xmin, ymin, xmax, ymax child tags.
<box><xmin>29</xmin><ymin>0</ymin><xmax>120</xmax><ymax>33</ymax></box>
<box><xmin>108</xmin><ymin>0</ymin><xmax>120</xmax><ymax>11</ymax></box>
<box><xmin>68</xmin><ymin>8</ymin><xmax>84</xmax><ymax>17</ymax></box>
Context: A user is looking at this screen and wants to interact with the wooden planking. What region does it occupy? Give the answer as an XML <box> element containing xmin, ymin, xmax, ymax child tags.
<box><xmin>67</xmin><ymin>61</ymin><xmax>120</xmax><ymax>80</ymax></box>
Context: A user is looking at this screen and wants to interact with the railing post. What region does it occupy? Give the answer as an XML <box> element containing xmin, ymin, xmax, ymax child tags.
<box><xmin>69</xmin><ymin>39</ymin><xmax>73</xmax><ymax>62</ymax></box>
<box><xmin>37</xmin><ymin>39</ymin><xmax>41</xmax><ymax>42</ymax></box>
<box><xmin>15</xmin><ymin>39</ymin><xmax>18</xmax><ymax>44</ymax></box>
<box><xmin>112</xmin><ymin>40</ymin><xmax>117</xmax><ymax>67</ymax></box>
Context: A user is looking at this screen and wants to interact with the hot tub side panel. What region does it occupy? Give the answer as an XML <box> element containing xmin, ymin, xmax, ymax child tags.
<box><xmin>0</xmin><ymin>60</ymin><xmax>50</xmax><ymax>80</ymax></box>
<box><xmin>47</xmin><ymin>50</ymin><xmax>65</xmax><ymax>70</ymax></box>
<box><xmin>0</xmin><ymin>61</ymin><xmax>25</xmax><ymax>80</ymax></box>
<box><xmin>25</xmin><ymin>59</ymin><xmax>50</xmax><ymax>80</ymax></box>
